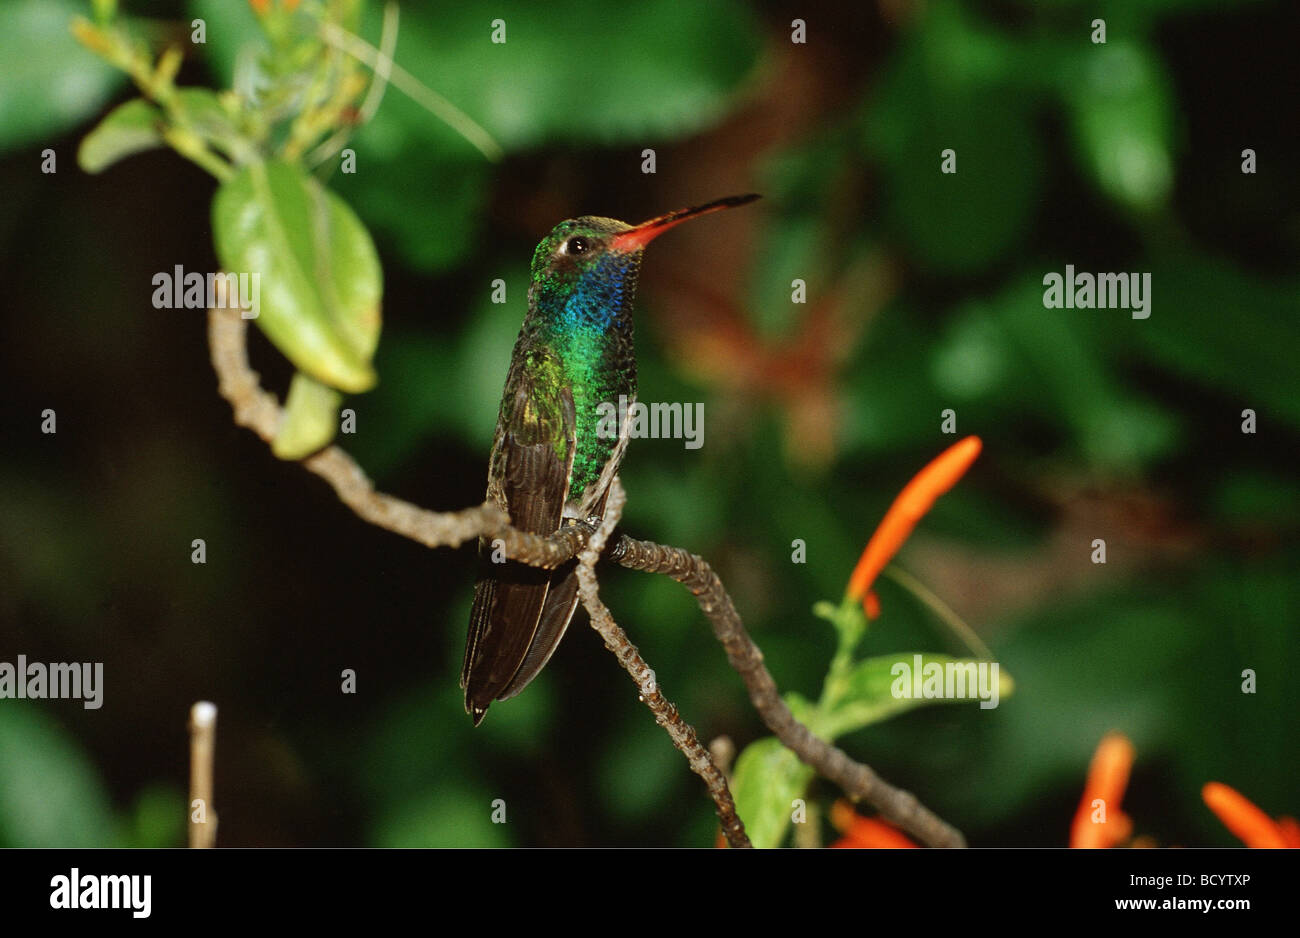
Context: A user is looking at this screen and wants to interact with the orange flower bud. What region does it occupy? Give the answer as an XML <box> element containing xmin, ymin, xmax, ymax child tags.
<box><xmin>845</xmin><ymin>437</ymin><xmax>982</xmax><ymax>615</ymax></box>
<box><xmin>1202</xmin><ymin>782</ymin><xmax>1289</xmax><ymax>848</ymax></box>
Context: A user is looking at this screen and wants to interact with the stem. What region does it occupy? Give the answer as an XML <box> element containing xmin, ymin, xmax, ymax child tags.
<box><xmin>187</xmin><ymin>701</ymin><xmax>218</xmax><ymax>848</ymax></box>
<box><xmin>163</xmin><ymin>127</ymin><xmax>234</xmax><ymax>181</ymax></box>
<box><xmin>819</xmin><ymin>596</ymin><xmax>866</xmax><ymax>711</ymax></box>
<box><xmin>882</xmin><ymin>565</ymin><xmax>994</xmax><ymax>661</ymax></box>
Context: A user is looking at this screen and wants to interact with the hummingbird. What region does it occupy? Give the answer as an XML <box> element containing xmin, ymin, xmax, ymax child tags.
<box><xmin>462</xmin><ymin>193</ymin><xmax>760</xmax><ymax>725</ymax></box>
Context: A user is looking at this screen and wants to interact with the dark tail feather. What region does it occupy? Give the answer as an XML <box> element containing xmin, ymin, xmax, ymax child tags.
<box><xmin>462</xmin><ymin>549</ymin><xmax>581</xmax><ymax>723</ymax></box>
<box><xmin>462</xmin><ymin>553</ymin><xmax>548</xmax><ymax>723</ymax></box>
<box><xmin>498</xmin><ymin>560</ymin><xmax>580</xmax><ymax>700</ymax></box>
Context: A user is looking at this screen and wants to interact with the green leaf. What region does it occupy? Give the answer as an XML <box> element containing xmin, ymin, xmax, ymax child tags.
<box><xmin>729</xmin><ymin>736</ymin><xmax>814</xmax><ymax>849</ymax></box>
<box><xmin>0</xmin><ymin>0</ymin><xmax>124</xmax><ymax>152</ymax></box>
<box><xmin>77</xmin><ymin>98</ymin><xmax>163</xmax><ymax>173</ymax></box>
<box><xmin>212</xmin><ymin>159</ymin><xmax>383</xmax><ymax>392</ymax></box>
<box><xmin>1061</xmin><ymin>42</ymin><xmax>1174</xmax><ymax>213</ymax></box>
<box><xmin>0</xmin><ymin>704</ymin><xmax>120</xmax><ymax>847</ymax></box>
<box><xmin>820</xmin><ymin>653</ymin><xmax>1013</xmax><ymax>740</ymax></box>
<box><xmin>273</xmin><ymin>370</ymin><xmax>344</xmax><ymax>459</ymax></box>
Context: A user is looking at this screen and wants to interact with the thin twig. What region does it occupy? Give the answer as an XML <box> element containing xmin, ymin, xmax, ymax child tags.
<box><xmin>610</xmin><ymin>536</ymin><xmax>968</xmax><ymax>848</ymax></box>
<box><xmin>317</xmin><ymin>19</ymin><xmax>504</xmax><ymax>162</ymax></box>
<box><xmin>882</xmin><ymin>565</ymin><xmax>994</xmax><ymax>661</ymax></box>
<box><xmin>188</xmin><ymin>701</ymin><xmax>218</xmax><ymax>848</ymax></box>
<box><xmin>575</xmin><ymin>480</ymin><xmax>750</xmax><ymax>848</ymax></box>
<box><xmin>209</xmin><ymin>307</ymin><xmax>586</xmax><ymax>564</ymax></box>
<box><xmin>306</xmin><ymin>0</ymin><xmax>400</xmax><ymax>168</ymax></box>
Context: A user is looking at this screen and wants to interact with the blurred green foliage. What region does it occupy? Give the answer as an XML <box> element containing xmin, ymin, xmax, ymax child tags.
<box><xmin>0</xmin><ymin>0</ymin><xmax>124</xmax><ymax>153</ymax></box>
<box><xmin>0</xmin><ymin>0</ymin><xmax>1295</xmax><ymax>847</ymax></box>
<box><xmin>0</xmin><ymin>705</ymin><xmax>183</xmax><ymax>847</ymax></box>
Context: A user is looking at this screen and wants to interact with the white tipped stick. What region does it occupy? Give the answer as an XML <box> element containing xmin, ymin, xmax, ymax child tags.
<box><xmin>188</xmin><ymin>701</ymin><xmax>218</xmax><ymax>848</ymax></box>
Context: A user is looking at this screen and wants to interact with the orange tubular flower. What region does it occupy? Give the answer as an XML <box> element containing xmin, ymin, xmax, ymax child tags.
<box><xmin>1070</xmin><ymin>732</ymin><xmax>1136</xmax><ymax>848</ymax></box>
<box><xmin>1202</xmin><ymin>783</ymin><xmax>1292</xmax><ymax>848</ymax></box>
<box><xmin>845</xmin><ymin>436</ymin><xmax>982</xmax><ymax>615</ymax></box>
<box><xmin>829</xmin><ymin>800</ymin><xmax>918</xmax><ymax>848</ymax></box>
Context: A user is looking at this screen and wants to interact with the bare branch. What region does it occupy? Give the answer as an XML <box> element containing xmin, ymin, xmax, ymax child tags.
<box><xmin>575</xmin><ymin>479</ymin><xmax>751</xmax><ymax>848</ymax></box>
<box><xmin>209</xmin><ymin>307</ymin><xmax>587</xmax><ymax>565</ymax></box>
<box><xmin>209</xmin><ymin>307</ymin><xmax>747</xmax><ymax>838</ymax></box>
<box><xmin>207</xmin><ymin>304</ymin><xmax>966</xmax><ymax>848</ymax></box>
<box><xmin>610</xmin><ymin>536</ymin><xmax>968</xmax><ymax>848</ymax></box>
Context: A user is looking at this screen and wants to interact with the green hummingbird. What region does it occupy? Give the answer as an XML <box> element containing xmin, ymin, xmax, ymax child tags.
<box><xmin>462</xmin><ymin>193</ymin><xmax>760</xmax><ymax>725</ymax></box>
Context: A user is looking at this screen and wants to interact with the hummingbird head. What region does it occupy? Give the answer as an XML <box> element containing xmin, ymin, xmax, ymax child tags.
<box><xmin>529</xmin><ymin>215</ymin><xmax>638</xmax><ymax>286</ymax></box>
<box><xmin>530</xmin><ymin>193</ymin><xmax>762</xmax><ymax>282</ymax></box>
<box><xmin>527</xmin><ymin>194</ymin><xmax>761</xmax><ymax>331</ymax></box>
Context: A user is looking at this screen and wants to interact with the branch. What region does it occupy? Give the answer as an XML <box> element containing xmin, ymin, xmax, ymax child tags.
<box><xmin>207</xmin><ymin>305</ymin><xmax>965</xmax><ymax>847</ymax></box>
<box><xmin>208</xmin><ymin>307</ymin><xmax>745</xmax><ymax>837</ymax></box>
<box><xmin>209</xmin><ymin>307</ymin><xmax>588</xmax><ymax>566</ymax></box>
<box><xmin>576</xmin><ymin>479</ymin><xmax>751</xmax><ymax>848</ymax></box>
<box><xmin>609</xmin><ymin>536</ymin><xmax>968</xmax><ymax>848</ymax></box>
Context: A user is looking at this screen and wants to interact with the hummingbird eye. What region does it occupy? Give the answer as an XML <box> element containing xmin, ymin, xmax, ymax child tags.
<box><xmin>564</xmin><ymin>236</ymin><xmax>589</xmax><ymax>256</ymax></box>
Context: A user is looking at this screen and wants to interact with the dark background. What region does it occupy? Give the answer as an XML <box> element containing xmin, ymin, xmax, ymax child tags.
<box><xmin>0</xmin><ymin>0</ymin><xmax>1296</xmax><ymax>847</ymax></box>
